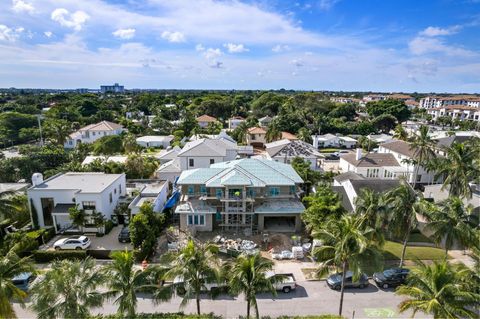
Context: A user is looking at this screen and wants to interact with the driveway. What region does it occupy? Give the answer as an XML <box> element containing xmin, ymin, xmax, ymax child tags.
<box><xmin>41</xmin><ymin>226</ymin><xmax>132</xmax><ymax>251</ymax></box>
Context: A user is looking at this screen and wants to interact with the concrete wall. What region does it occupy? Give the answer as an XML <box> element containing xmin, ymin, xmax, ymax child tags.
<box><xmin>179</xmin><ymin>213</ymin><xmax>213</xmax><ymax>232</ymax></box>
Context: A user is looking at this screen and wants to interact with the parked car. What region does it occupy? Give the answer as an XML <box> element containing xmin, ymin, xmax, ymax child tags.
<box><xmin>53</xmin><ymin>236</ymin><xmax>91</xmax><ymax>250</ymax></box>
<box><xmin>326</xmin><ymin>271</ymin><xmax>369</xmax><ymax>290</ymax></box>
<box><xmin>373</xmin><ymin>268</ymin><xmax>410</xmax><ymax>289</ymax></box>
<box><xmin>118</xmin><ymin>227</ymin><xmax>131</xmax><ymax>243</ymax></box>
<box><xmin>270</xmin><ymin>272</ymin><xmax>297</xmax><ymax>293</ymax></box>
<box><xmin>12</xmin><ymin>272</ymin><xmax>36</xmax><ymax>291</ymax></box>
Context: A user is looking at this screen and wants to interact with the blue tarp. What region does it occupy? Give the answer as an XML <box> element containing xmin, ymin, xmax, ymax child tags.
<box><xmin>164</xmin><ymin>189</ymin><xmax>180</xmax><ymax>209</ymax></box>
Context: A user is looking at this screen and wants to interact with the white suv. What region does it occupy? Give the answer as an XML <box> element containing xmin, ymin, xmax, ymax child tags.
<box><xmin>53</xmin><ymin>236</ymin><xmax>91</xmax><ymax>250</ymax></box>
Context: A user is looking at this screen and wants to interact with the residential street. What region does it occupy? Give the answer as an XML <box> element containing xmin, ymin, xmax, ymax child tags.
<box><xmin>13</xmin><ymin>278</ymin><xmax>427</xmax><ymax>319</ymax></box>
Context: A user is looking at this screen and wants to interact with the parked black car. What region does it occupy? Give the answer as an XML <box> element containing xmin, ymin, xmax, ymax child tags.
<box><xmin>326</xmin><ymin>271</ymin><xmax>369</xmax><ymax>290</ymax></box>
<box><xmin>373</xmin><ymin>268</ymin><xmax>410</xmax><ymax>289</ymax></box>
<box><xmin>118</xmin><ymin>227</ymin><xmax>131</xmax><ymax>243</ymax></box>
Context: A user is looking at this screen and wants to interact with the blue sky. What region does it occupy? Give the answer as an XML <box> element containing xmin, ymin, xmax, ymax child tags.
<box><xmin>0</xmin><ymin>0</ymin><xmax>479</xmax><ymax>92</ymax></box>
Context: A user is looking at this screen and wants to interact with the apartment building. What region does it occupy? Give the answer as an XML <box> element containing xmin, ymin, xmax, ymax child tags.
<box><xmin>175</xmin><ymin>158</ymin><xmax>304</xmax><ymax>233</ymax></box>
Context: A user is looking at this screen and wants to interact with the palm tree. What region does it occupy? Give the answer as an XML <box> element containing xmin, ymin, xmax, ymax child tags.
<box><xmin>386</xmin><ymin>182</ymin><xmax>428</xmax><ymax>268</ymax></box>
<box><xmin>227</xmin><ymin>253</ymin><xmax>278</xmax><ymax>319</ymax></box>
<box><xmin>0</xmin><ymin>248</ymin><xmax>35</xmax><ymax>318</ymax></box>
<box><xmin>424</xmin><ymin>197</ymin><xmax>478</xmax><ymax>257</ymax></box>
<box><xmin>30</xmin><ymin>257</ymin><xmax>105</xmax><ymax>319</ymax></box>
<box><xmin>354</xmin><ymin>188</ymin><xmax>388</xmax><ymax>231</ymax></box>
<box><xmin>123</xmin><ymin>133</ymin><xmax>139</xmax><ymax>154</ymax></box>
<box><xmin>393</xmin><ymin>124</ymin><xmax>408</xmax><ymax>141</ymax></box>
<box><xmin>296</xmin><ymin>127</ymin><xmax>312</xmax><ymax>143</ymax></box>
<box><xmin>396</xmin><ymin>260</ymin><xmax>480</xmax><ymax>318</ymax></box>
<box><xmin>0</xmin><ymin>192</ymin><xmax>30</xmax><ymax>226</ymax></box>
<box><xmin>313</xmin><ymin>214</ymin><xmax>383</xmax><ymax>316</ymax></box>
<box><xmin>434</xmin><ymin>142</ymin><xmax>479</xmax><ymax>198</ymax></box>
<box><xmin>103</xmin><ymin>250</ymin><xmax>159</xmax><ymax>317</ymax></box>
<box><xmin>408</xmin><ymin>125</ymin><xmax>435</xmax><ymax>188</ymax></box>
<box><xmin>162</xmin><ymin>240</ymin><xmax>220</xmax><ymax>315</ymax></box>
<box><xmin>265</xmin><ymin>123</ymin><xmax>282</xmax><ymax>143</ymax></box>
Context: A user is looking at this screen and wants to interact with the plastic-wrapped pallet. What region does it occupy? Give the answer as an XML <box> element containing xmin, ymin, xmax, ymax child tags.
<box><xmin>292</xmin><ymin>246</ymin><xmax>304</xmax><ymax>259</ymax></box>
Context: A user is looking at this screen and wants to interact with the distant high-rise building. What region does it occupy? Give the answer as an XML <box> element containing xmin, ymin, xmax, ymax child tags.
<box><xmin>100</xmin><ymin>83</ymin><xmax>124</xmax><ymax>93</ymax></box>
<box><xmin>76</xmin><ymin>88</ymin><xmax>88</xmax><ymax>93</ymax></box>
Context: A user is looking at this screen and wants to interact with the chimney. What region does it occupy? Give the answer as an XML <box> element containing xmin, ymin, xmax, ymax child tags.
<box><xmin>313</xmin><ymin>134</ymin><xmax>318</xmax><ymax>149</ymax></box>
<box><xmin>355</xmin><ymin>148</ymin><xmax>362</xmax><ymax>161</ymax></box>
<box><xmin>31</xmin><ymin>173</ymin><xmax>43</xmax><ymax>186</ymax></box>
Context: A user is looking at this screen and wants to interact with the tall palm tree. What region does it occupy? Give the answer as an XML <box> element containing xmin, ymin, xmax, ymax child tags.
<box><xmin>296</xmin><ymin>127</ymin><xmax>312</xmax><ymax>143</ymax></box>
<box><xmin>0</xmin><ymin>192</ymin><xmax>30</xmax><ymax>226</ymax></box>
<box><xmin>354</xmin><ymin>188</ymin><xmax>389</xmax><ymax>231</ymax></box>
<box><xmin>227</xmin><ymin>253</ymin><xmax>278</xmax><ymax>319</ymax></box>
<box><xmin>386</xmin><ymin>182</ymin><xmax>426</xmax><ymax>268</ymax></box>
<box><xmin>393</xmin><ymin>124</ymin><xmax>408</xmax><ymax>141</ymax></box>
<box><xmin>313</xmin><ymin>214</ymin><xmax>383</xmax><ymax>316</ymax></box>
<box><xmin>396</xmin><ymin>260</ymin><xmax>480</xmax><ymax>319</ymax></box>
<box><xmin>0</xmin><ymin>248</ymin><xmax>35</xmax><ymax>318</ymax></box>
<box><xmin>30</xmin><ymin>257</ymin><xmax>105</xmax><ymax>319</ymax></box>
<box><xmin>424</xmin><ymin>197</ymin><xmax>478</xmax><ymax>257</ymax></box>
<box><xmin>162</xmin><ymin>240</ymin><xmax>220</xmax><ymax>315</ymax></box>
<box><xmin>434</xmin><ymin>142</ymin><xmax>479</xmax><ymax>198</ymax></box>
<box><xmin>265</xmin><ymin>123</ymin><xmax>282</xmax><ymax>143</ymax></box>
<box><xmin>103</xmin><ymin>250</ymin><xmax>159</xmax><ymax>318</ymax></box>
<box><xmin>408</xmin><ymin>125</ymin><xmax>435</xmax><ymax>188</ymax></box>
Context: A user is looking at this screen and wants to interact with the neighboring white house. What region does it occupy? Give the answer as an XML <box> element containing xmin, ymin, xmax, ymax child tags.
<box><xmin>228</xmin><ymin>116</ymin><xmax>245</xmax><ymax>130</ymax></box>
<box><xmin>28</xmin><ymin>172</ymin><xmax>126</xmax><ymax>233</ymax></box>
<box><xmin>136</xmin><ymin>135</ymin><xmax>174</xmax><ymax>148</ymax></box>
<box><xmin>64</xmin><ymin>121</ymin><xmax>124</xmax><ymax>149</ymax></box>
<box><xmin>155</xmin><ymin>138</ymin><xmax>253</xmax><ymax>182</ymax></box>
<box><xmin>258</xmin><ymin>116</ymin><xmax>273</xmax><ymax>127</ymax></box>
<box><xmin>196</xmin><ymin>114</ymin><xmax>219</xmax><ymax>128</ymax></box>
<box><xmin>378</xmin><ymin>139</ymin><xmax>438</xmax><ymax>184</ymax></box>
<box><xmin>332</xmin><ymin>172</ymin><xmax>402</xmax><ymax>212</ymax></box>
<box><xmin>128</xmin><ymin>181</ymin><xmax>169</xmax><ymax>215</ymax></box>
<box><xmin>339</xmin><ymin>149</ymin><xmax>406</xmax><ymax>179</ymax></box>
<box><xmin>155</xmin><ymin>146</ymin><xmax>182</xmax><ymax>164</ymax></box>
<box><xmin>427</xmin><ymin>106</ymin><xmax>480</xmax><ymax>122</ymax></box>
<box><xmin>265</xmin><ymin>139</ymin><xmax>322</xmax><ymax>170</ymax></box>
<box><xmin>366</xmin><ymin>133</ymin><xmax>393</xmax><ymax>144</ymax></box>
<box><xmin>311</xmin><ymin>134</ymin><xmax>357</xmax><ymax>149</ymax></box>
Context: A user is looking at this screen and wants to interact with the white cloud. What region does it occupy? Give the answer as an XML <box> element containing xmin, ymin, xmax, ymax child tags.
<box><xmin>161</xmin><ymin>31</ymin><xmax>186</xmax><ymax>43</ymax></box>
<box><xmin>203</xmin><ymin>48</ymin><xmax>222</xmax><ymax>59</ymax></box>
<box><xmin>419</xmin><ymin>25</ymin><xmax>461</xmax><ymax>37</ymax></box>
<box><xmin>319</xmin><ymin>0</ymin><xmax>341</xmax><ymax>11</ymax></box>
<box><xmin>51</xmin><ymin>8</ymin><xmax>89</xmax><ymax>31</ymax></box>
<box><xmin>44</xmin><ymin>31</ymin><xmax>53</xmax><ymax>38</ymax></box>
<box><xmin>113</xmin><ymin>28</ymin><xmax>136</xmax><ymax>40</ymax></box>
<box><xmin>223</xmin><ymin>43</ymin><xmax>249</xmax><ymax>53</ymax></box>
<box><xmin>409</xmin><ymin>36</ymin><xmax>475</xmax><ymax>57</ymax></box>
<box><xmin>195</xmin><ymin>44</ymin><xmax>205</xmax><ymax>52</ymax></box>
<box><xmin>0</xmin><ymin>24</ymin><xmax>23</xmax><ymax>41</ymax></box>
<box><xmin>290</xmin><ymin>59</ymin><xmax>304</xmax><ymax>67</ymax></box>
<box><xmin>11</xmin><ymin>0</ymin><xmax>34</xmax><ymax>14</ymax></box>
<box><xmin>272</xmin><ymin>44</ymin><xmax>290</xmax><ymax>53</ymax></box>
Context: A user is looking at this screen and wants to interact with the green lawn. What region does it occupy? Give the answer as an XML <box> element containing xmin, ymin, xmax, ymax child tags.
<box><xmin>318</xmin><ymin>148</ymin><xmax>341</xmax><ymax>153</ymax></box>
<box><xmin>382</xmin><ymin>241</ymin><xmax>447</xmax><ymax>261</ymax></box>
<box><xmin>407</xmin><ymin>232</ymin><xmax>433</xmax><ymax>243</ymax></box>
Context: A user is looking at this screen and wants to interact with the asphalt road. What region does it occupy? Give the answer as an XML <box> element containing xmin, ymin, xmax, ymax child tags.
<box><xmin>13</xmin><ymin>280</ymin><xmax>429</xmax><ymax>319</ymax></box>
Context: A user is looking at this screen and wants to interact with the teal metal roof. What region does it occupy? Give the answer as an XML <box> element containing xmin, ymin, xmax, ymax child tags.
<box><xmin>178</xmin><ymin>159</ymin><xmax>303</xmax><ymax>187</ymax></box>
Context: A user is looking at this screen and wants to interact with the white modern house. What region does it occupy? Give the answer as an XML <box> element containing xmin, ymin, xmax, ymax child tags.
<box><xmin>228</xmin><ymin>116</ymin><xmax>245</xmax><ymax>130</ymax></box>
<box><xmin>367</xmin><ymin>133</ymin><xmax>393</xmax><ymax>144</ymax></box>
<box><xmin>136</xmin><ymin>135</ymin><xmax>174</xmax><ymax>148</ymax></box>
<box><xmin>339</xmin><ymin>149</ymin><xmax>406</xmax><ymax>179</ymax></box>
<box><xmin>265</xmin><ymin>139</ymin><xmax>322</xmax><ymax>170</ymax></box>
<box><xmin>311</xmin><ymin>134</ymin><xmax>357</xmax><ymax>149</ymax></box>
<box><xmin>64</xmin><ymin>121</ymin><xmax>124</xmax><ymax>149</ymax></box>
<box><xmin>128</xmin><ymin>181</ymin><xmax>169</xmax><ymax>215</ymax></box>
<box><xmin>81</xmin><ymin>155</ymin><xmax>128</xmax><ymax>166</ymax></box>
<box><xmin>28</xmin><ymin>172</ymin><xmax>126</xmax><ymax>233</ymax></box>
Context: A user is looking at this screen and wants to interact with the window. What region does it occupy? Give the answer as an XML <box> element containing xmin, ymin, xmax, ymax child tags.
<box><xmin>69</xmin><ymin>140</ymin><xmax>73</xmax><ymax>145</ymax></box>
<box><xmin>367</xmin><ymin>168</ymin><xmax>379</xmax><ymax>178</ymax></box>
<box><xmin>187</xmin><ymin>186</ymin><xmax>195</xmax><ymax>195</ymax></box>
<box><xmin>104</xmin><ymin>132</ymin><xmax>107</xmax><ymax>136</ymax></box>
<box><xmin>416</xmin><ymin>174</ymin><xmax>422</xmax><ymax>182</ymax></box>
<box><xmin>216</xmin><ymin>189</ymin><xmax>223</xmax><ymax>198</ymax></box>
<box><xmin>251</xmin><ymin>134</ymin><xmax>256</xmax><ymax>140</ymax></box>
<box><xmin>119</xmin><ymin>184</ymin><xmax>122</xmax><ymax>194</ymax></box>
<box><xmin>109</xmin><ymin>193</ymin><xmax>113</xmax><ymax>203</ymax></box>
<box><xmin>82</xmin><ymin>201</ymin><xmax>96</xmax><ymax>210</ymax></box>
<box><xmin>289</xmin><ymin>186</ymin><xmax>296</xmax><ymax>195</ymax></box>
<box><xmin>187</xmin><ymin>214</ymin><xmax>206</xmax><ymax>226</ymax></box>
<box><xmin>92</xmin><ymin>132</ymin><xmax>96</xmax><ymax>136</ymax></box>
<box><xmin>200</xmin><ymin>186</ymin><xmax>207</xmax><ymax>195</ymax></box>
<box><xmin>210</xmin><ymin>159</ymin><xmax>215</xmax><ymax>165</ymax></box>
<box><xmin>269</xmin><ymin>187</ymin><xmax>280</xmax><ymax>197</ymax></box>
<box><xmin>189</xmin><ymin>158</ymin><xmax>194</xmax><ymax>167</ymax></box>
<box><xmin>114</xmin><ymin>188</ymin><xmax>117</xmax><ymax>194</ymax></box>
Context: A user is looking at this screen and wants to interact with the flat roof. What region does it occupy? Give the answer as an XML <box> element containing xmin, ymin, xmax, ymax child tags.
<box><xmin>0</xmin><ymin>183</ymin><xmax>29</xmax><ymax>194</ymax></box>
<box><xmin>29</xmin><ymin>172</ymin><xmax>124</xmax><ymax>193</ymax></box>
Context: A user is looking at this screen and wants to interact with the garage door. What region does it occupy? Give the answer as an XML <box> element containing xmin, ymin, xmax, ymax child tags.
<box><xmin>264</xmin><ymin>216</ymin><xmax>296</xmax><ymax>232</ymax></box>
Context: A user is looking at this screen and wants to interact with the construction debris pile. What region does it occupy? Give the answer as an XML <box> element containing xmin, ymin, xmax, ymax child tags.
<box><xmin>214</xmin><ymin>235</ymin><xmax>259</xmax><ymax>255</ymax></box>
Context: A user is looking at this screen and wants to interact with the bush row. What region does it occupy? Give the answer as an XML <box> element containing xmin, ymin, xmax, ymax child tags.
<box><xmin>89</xmin><ymin>313</ymin><xmax>221</xmax><ymax>319</ymax></box>
<box><xmin>32</xmin><ymin>250</ymin><xmax>87</xmax><ymax>262</ymax></box>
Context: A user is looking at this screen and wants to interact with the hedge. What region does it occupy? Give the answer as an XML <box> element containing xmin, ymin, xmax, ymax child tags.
<box><xmin>104</xmin><ymin>220</ymin><xmax>114</xmax><ymax>234</ymax></box>
<box><xmin>89</xmin><ymin>313</ymin><xmax>221</xmax><ymax>319</ymax></box>
<box><xmin>32</xmin><ymin>250</ymin><xmax>87</xmax><ymax>262</ymax></box>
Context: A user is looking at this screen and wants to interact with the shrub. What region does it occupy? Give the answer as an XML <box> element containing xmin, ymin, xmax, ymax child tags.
<box><xmin>88</xmin><ymin>312</ymin><xmax>221</xmax><ymax>319</ymax></box>
<box><xmin>104</xmin><ymin>220</ymin><xmax>114</xmax><ymax>234</ymax></box>
<box><xmin>32</xmin><ymin>250</ymin><xmax>87</xmax><ymax>262</ymax></box>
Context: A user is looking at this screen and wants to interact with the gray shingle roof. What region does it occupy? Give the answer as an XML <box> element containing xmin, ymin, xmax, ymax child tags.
<box><xmin>341</xmin><ymin>153</ymin><xmax>400</xmax><ymax>167</ymax></box>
